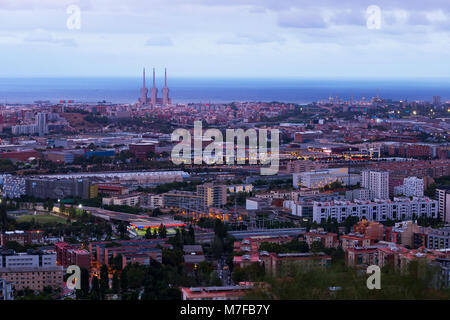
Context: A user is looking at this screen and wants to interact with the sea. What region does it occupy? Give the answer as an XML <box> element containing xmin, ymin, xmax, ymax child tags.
<box><xmin>0</xmin><ymin>77</ymin><xmax>449</xmax><ymax>105</ymax></box>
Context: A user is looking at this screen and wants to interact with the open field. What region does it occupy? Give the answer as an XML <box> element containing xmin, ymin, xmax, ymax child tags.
<box><xmin>15</xmin><ymin>214</ymin><xmax>68</xmax><ymax>225</ymax></box>
<box><xmin>63</xmin><ymin>112</ymin><xmax>104</xmax><ymax>130</ymax></box>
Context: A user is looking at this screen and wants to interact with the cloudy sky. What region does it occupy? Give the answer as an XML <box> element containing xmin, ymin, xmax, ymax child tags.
<box><xmin>1</xmin><ymin>0</ymin><xmax>450</xmax><ymax>78</ymax></box>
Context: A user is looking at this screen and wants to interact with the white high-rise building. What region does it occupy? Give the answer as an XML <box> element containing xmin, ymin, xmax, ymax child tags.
<box><xmin>293</xmin><ymin>168</ymin><xmax>359</xmax><ymax>189</ymax></box>
<box><xmin>35</xmin><ymin>112</ymin><xmax>48</xmax><ymax>136</ymax></box>
<box><xmin>361</xmin><ymin>170</ymin><xmax>389</xmax><ymax>199</ymax></box>
<box><xmin>436</xmin><ymin>186</ymin><xmax>450</xmax><ymax>224</ymax></box>
<box><xmin>312</xmin><ymin>197</ymin><xmax>437</xmax><ymax>223</ymax></box>
<box><xmin>394</xmin><ymin>177</ymin><xmax>424</xmax><ymax>197</ymax></box>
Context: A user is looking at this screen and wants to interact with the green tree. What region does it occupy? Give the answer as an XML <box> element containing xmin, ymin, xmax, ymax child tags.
<box><xmin>212</xmin><ymin>235</ymin><xmax>224</xmax><ymax>258</ymax></box>
<box><xmin>112</xmin><ymin>272</ymin><xmax>120</xmax><ymax>294</ymax></box>
<box><xmin>310</xmin><ymin>240</ymin><xmax>325</xmax><ymax>253</ymax></box>
<box><xmin>158</xmin><ymin>224</ymin><xmax>167</xmax><ymax>238</ymax></box>
<box><xmin>120</xmin><ymin>269</ymin><xmax>128</xmax><ymax>293</ymax></box>
<box><xmin>117</xmin><ymin>222</ymin><xmax>127</xmax><ymax>239</ymax></box>
<box><xmin>76</xmin><ymin>267</ymin><xmax>90</xmax><ymax>299</ymax></box>
<box><xmin>99</xmin><ymin>264</ymin><xmax>109</xmax><ymax>297</ymax></box>
<box><xmin>145</xmin><ymin>227</ymin><xmax>153</xmax><ymax>239</ymax></box>
<box><xmin>90</xmin><ymin>276</ymin><xmax>100</xmax><ymax>300</ymax></box>
<box><xmin>188</xmin><ymin>225</ymin><xmax>195</xmax><ymax>245</ymax></box>
<box><xmin>4</xmin><ymin>241</ymin><xmax>25</xmax><ymax>252</ymax></box>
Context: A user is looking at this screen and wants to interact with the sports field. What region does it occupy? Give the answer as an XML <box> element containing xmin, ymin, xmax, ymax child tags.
<box><xmin>16</xmin><ymin>214</ymin><xmax>68</xmax><ymax>225</ymax></box>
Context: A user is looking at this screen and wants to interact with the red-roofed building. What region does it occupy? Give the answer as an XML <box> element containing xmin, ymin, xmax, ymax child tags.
<box><xmin>54</xmin><ymin>242</ymin><xmax>90</xmax><ymax>271</ymax></box>
<box><xmin>260</xmin><ymin>252</ymin><xmax>331</xmax><ymax>276</ymax></box>
<box><xmin>96</xmin><ymin>184</ymin><xmax>129</xmax><ymax>196</ymax></box>
<box><xmin>305</xmin><ymin>231</ymin><xmax>338</xmax><ymax>248</ymax></box>
<box><xmin>345</xmin><ymin>247</ymin><xmax>378</xmax><ymax>267</ymax></box>
<box><xmin>340</xmin><ymin>234</ymin><xmax>373</xmax><ymax>251</ymax></box>
<box><xmin>0</xmin><ymin>150</ymin><xmax>38</xmax><ymax>162</ymax></box>
<box><xmin>1</xmin><ymin>230</ymin><xmax>44</xmax><ymax>246</ymax></box>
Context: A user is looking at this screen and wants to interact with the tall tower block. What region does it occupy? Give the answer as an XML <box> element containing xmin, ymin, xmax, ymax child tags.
<box><xmin>150</xmin><ymin>68</ymin><xmax>158</xmax><ymax>106</ymax></box>
<box><xmin>139</xmin><ymin>68</ymin><xmax>148</xmax><ymax>105</ymax></box>
<box><xmin>162</xmin><ymin>68</ymin><xmax>170</xmax><ymax>105</ymax></box>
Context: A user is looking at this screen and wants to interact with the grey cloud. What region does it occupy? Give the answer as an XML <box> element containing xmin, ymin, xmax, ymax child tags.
<box><xmin>24</xmin><ymin>29</ymin><xmax>77</xmax><ymax>46</ymax></box>
<box><xmin>407</xmin><ymin>11</ymin><xmax>432</xmax><ymax>25</ymax></box>
<box><xmin>277</xmin><ymin>10</ymin><xmax>328</xmax><ymax>29</ymax></box>
<box><xmin>217</xmin><ymin>33</ymin><xmax>285</xmax><ymax>45</ymax></box>
<box><xmin>145</xmin><ymin>36</ymin><xmax>174</xmax><ymax>46</ymax></box>
<box><xmin>330</xmin><ymin>9</ymin><xmax>366</xmax><ymax>26</ymax></box>
<box><xmin>1</xmin><ymin>0</ymin><xmax>450</xmax><ymax>12</ymax></box>
<box><xmin>0</xmin><ymin>0</ymin><xmax>92</xmax><ymax>10</ymax></box>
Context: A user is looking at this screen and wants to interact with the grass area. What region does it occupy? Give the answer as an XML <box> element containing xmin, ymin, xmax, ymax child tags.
<box><xmin>16</xmin><ymin>214</ymin><xmax>68</xmax><ymax>225</ymax></box>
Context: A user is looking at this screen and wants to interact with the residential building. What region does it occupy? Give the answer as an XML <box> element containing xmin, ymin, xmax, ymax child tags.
<box><xmin>436</xmin><ymin>186</ymin><xmax>450</xmax><ymax>224</ymax></box>
<box><xmin>361</xmin><ymin>170</ymin><xmax>389</xmax><ymax>200</ymax></box>
<box><xmin>0</xmin><ymin>279</ymin><xmax>13</xmax><ymax>300</ymax></box>
<box><xmin>0</xmin><ymin>230</ymin><xmax>44</xmax><ymax>246</ymax></box>
<box><xmin>129</xmin><ymin>143</ymin><xmax>156</xmax><ymax>161</ymax></box>
<box><xmin>394</xmin><ymin>177</ymin><xmax>424</xmax><ymax>197</ymax></box>
<box><xmin>353</xmin><ymin>220</ymin><xmax>385</xmax><ymax>241</ymax></box>
<box><xmin>341</xmin><ymin>234</ymin><xmax>373</xmax><ymax>251</ymax></box>
<box><xmin>88</xmin><ymin>239</ymin><xmax>170</xmax><ymax>269</ymax></box>
<box><xmin>305</xmin><ymin>230</ymin><xmax>338</xmax><ymax>248</ymax></box>
<box><xmin>260</xmin><ymin>252</ymin><xmax>331</xmax><ymax>276</ymax></box>
<box><xmin>312</xmin><ymin>197</ymin><xmax>437</xmax><ymax>223</ymax></box>
<box><xmin>163</xmin><ymin>191</ymin><xmax>203</xmax><ymax>211</ymax></box>
<box><xmin>102</xmin><ymin>193</ymin><xmax>141</xmax><ymax>207</ymax></box>
<box><xmin>0</xmin><ymin>250</ymin><xmax>63</xmax><ymax>291</ymax></box>
<box><xmin>25</xmin><ymin>177</ymin><xmax>91</xmax><ymax>199</ymax></box>
<box><xmin>293</xmin><ymin>168</ymin><xmax>359</xmax><ymax>189</ymax></box>
<box><xmin>345</xmin><ymin>246</ymin><xmax>378</xmax><ymax>267</ymax></box>
<box><xmin>54</xmin><ymin>243</ymin><xmax>91</xmax><ymax>271</ymax></box>
<box><xmin>197</xmin><ymin>183</ymin><xmax>227</xmax><ymax>208</ymax></box>
<box><xmin>345</xmin><ymin>189</ymin><xmax>371</xmax><ymax>201</ymax></box>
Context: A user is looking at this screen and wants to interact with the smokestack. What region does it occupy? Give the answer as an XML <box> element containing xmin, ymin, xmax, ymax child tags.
<box><xmin>143</xmin><ymin>68</ymin><xmax>146</xmax><ymax>88</ymax></box>
<box><xmin>164</xmin><ymin>68</ymin><xmax>167</xmax><ymax>88</ymax></box>
<box><xmin>153</xmin><ymin>67</ymin><xmax>156</xmax><ymax>88</ymax></box>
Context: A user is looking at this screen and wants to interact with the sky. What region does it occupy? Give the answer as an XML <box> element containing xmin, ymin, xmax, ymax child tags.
<box><xmin>1</xmin><ymin>0</ymin><xmax>450</xmax><ymax>78</ymax></box>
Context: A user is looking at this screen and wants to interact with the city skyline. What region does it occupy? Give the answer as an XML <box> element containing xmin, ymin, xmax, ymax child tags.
<box><xmin>1</xmin><ymin>0</ymin><xmax>450</xmax><ymax>306</ymax></box>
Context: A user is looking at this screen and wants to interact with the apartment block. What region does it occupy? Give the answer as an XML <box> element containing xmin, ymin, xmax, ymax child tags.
<box><xmin>312</xmin><ymin>197</ymin><xmax>437</xmax><ymax>223</ymax></box>
<box><xmin>436</xmin><ymin>186</ymin><xmax>450</xmax><ymax>224</ymax></box>
<box><xmin>361</xmin><ymin>170</ymin><xmax>389</xmax><ymax>199</ymax></box>
<box><xmin>197</xmin><ymin>183</ymin><xmax>227</xmax><ymax>208</ymax></box>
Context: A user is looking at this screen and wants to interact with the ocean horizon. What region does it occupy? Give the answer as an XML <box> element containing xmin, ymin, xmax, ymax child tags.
<box><xmin>1</xmin><ymin>77</ymin><xmax>449</xmax><ymax>105</ymax></box>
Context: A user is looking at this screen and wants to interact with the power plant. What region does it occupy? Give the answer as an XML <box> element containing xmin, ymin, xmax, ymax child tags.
<box><xmin>139</xmin><ymin>67</ymin><xmax>171</xmax><ymax>106</ymax></box>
